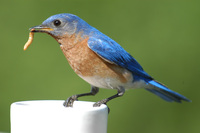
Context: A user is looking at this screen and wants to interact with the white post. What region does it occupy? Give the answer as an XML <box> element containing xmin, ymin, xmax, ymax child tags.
<box><xmin>10</xmin><ymin>100</ymin><xmax>108</xmax><ymax>133</ymax></box>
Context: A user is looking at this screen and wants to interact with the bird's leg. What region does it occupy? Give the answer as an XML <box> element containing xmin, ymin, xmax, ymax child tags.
<box><xmin>93</xmin><ymin>86</ymin><xmax>125</xmax><ymax>107</ymax></box>
<box><xmin>63</xmin><ymin>86</ymin><xmax>99</xmax><ymax>107</ymax></box>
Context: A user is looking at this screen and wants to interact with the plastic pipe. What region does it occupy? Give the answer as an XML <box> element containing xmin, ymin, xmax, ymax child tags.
<box><xmin>10</xmin><ymin>100</ymin><xmax>108</xmax><ymax>133</ymax></box>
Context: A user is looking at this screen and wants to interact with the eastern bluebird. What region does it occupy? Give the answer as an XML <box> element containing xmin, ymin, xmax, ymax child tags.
<box><xmin>26</xmin><ymin>13</ymin><xmax>191</xmax><ymax>107</ymax></box>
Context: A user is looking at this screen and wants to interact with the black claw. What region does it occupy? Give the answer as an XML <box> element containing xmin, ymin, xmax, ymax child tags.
<box><xmin>107</xmin><ymin>106</ymin><xmax>110</xmax><ymax>114</ymax></box>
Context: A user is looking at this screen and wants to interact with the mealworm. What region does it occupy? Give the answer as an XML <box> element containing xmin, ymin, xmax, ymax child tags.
<box><xmin>24</xmin><ymin>31</ymin><xmax>34</xmax><ymax>51</ymax></box>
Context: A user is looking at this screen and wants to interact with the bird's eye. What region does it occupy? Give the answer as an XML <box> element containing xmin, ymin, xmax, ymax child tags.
<box><xmin>53</xmin><ymin>20</ymin><xmax>61</xmax><ymax>26</ymax></box>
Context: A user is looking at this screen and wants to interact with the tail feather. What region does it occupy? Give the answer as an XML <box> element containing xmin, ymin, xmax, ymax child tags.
<box><xmin>146</xmin><ymin>80</ymin><xmax>191</xmax><ymax>103</ymax></box>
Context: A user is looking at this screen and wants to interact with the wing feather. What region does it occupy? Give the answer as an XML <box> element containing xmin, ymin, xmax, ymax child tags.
<box><xmin>88</xmin><ymin>37</ymin><xmax>153</xmax><ymax>80</ymax></box>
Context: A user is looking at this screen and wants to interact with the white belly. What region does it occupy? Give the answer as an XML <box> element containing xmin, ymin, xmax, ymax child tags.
<box><xmin>79</xmin><ymin>74</ymin><xmax>147</xmax><ymax>90</ymax></box>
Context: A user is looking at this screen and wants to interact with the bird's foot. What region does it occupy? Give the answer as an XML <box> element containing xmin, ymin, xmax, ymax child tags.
<box><xmin>63</xmin><ymin>95</ymin><xmax>78</xmax><ymax>107</ymax></box>
<box><xmin>93</xmin><ymin>99</ymin><xmax>108</xmax><ymax>107</ymax></box>
<box><xmin>93</xmin><ymin>99</ymin><xmax>110</xmax><ymax>113</ymax></box>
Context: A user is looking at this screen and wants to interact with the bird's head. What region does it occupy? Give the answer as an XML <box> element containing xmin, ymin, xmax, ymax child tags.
<box><xmin>30</xmin><ymin>13</ymin><xmax>91</xmax><ymax>39</ymax></box>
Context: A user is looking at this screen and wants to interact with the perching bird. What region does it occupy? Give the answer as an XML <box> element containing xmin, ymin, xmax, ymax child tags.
<box><xmin>28</xmin><ymin>13</ymin><xmax>191</xmax><ymax>107</ymax></box>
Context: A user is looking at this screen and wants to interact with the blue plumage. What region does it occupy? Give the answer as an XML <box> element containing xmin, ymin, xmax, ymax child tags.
<box><xmin>87</xmin><ymin>29</ymin><xmax>191</xmax><ymax>103</ymax></box>
<box><xmin>146</xmin><ymin>80</ymin><xmax>191</xmax><ymax>102</ymax></box>
<box><xmin>31</xmin><ymin>13</ymin><xmax>191</xmax><ymax>105</ymax></box>
<box><xmin>88</xmin><ymin>37</ymin><xmax>152</xmax><ymax>79</ymax></box>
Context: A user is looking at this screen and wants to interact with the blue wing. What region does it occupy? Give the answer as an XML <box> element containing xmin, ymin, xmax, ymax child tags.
<box><xmin>88</xmin><ymin>37</ymin><xmax>153</xmax><ymax>80</ymax></box>
<box><xmin>88</xmin><ymin>36</ymin><xmax>191</xmax><ymax>103</ymax></box>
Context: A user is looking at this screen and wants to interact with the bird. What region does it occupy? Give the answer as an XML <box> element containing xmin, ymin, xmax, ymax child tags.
<box><xmin>28</xmin><ymin>13</ymin><xmax>191</xmax><ymax>107</ymax></box>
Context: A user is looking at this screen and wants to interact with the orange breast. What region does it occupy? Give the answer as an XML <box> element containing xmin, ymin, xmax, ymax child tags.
<box><xmin>58</xmin><ymin>35</ymin><xmax>132</xmax><ymax>84</ymax></box>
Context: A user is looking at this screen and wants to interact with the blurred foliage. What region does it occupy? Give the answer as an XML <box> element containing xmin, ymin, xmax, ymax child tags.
<box><xmin>0</xmin><ymin>0</ymin><xmax>199</xmax><ymax>132</ymax></box>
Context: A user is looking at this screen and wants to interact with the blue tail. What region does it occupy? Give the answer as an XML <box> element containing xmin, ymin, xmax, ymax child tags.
<box><xmin>146</xmin><ymin>80</ymin><xmax>191</xmax><ymax>103</ymax></box>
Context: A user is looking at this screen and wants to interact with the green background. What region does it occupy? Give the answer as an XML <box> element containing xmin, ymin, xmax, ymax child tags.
<box><xmin>0</xmin><ymin>0</ymin><xmax>199</xmax><ymax>133</ymax></box>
